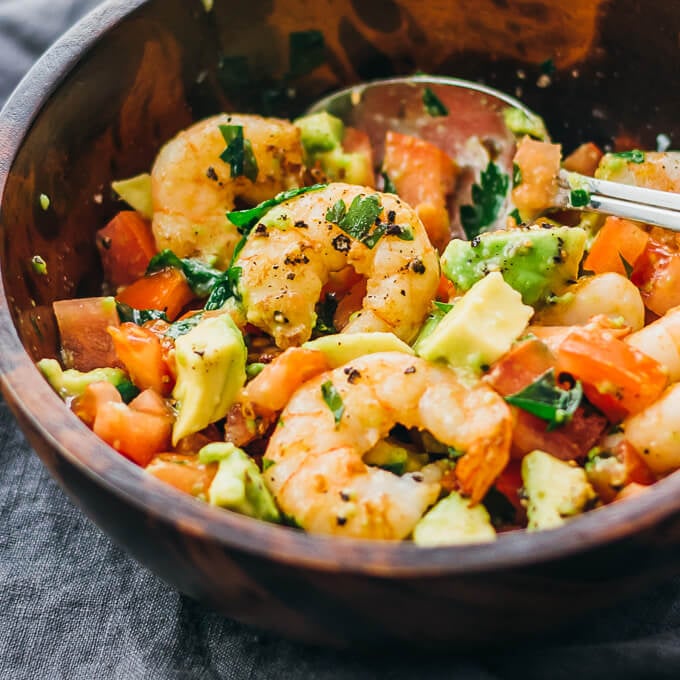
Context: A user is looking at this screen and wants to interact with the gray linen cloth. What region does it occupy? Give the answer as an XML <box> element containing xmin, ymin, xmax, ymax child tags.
<box><xmin>2</xmin><ymin>2</ymin><xmax>680</xmax><ymax>678</ymax></box>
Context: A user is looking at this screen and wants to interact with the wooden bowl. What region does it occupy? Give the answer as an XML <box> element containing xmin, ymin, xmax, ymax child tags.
<box><xmin>1</xmin><ymin>0</ymin><xmax>680</xmax><ymax>648</ymax></box>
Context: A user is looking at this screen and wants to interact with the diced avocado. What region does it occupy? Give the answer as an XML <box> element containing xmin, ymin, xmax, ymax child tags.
<box><xmin>413</xmin><ymin>491</ymin><xmax>497</xmax><ymax>546</ymax></box>
<box><xmin>502</xmin><ymin>107</ymin><xmax>549</xmax><ymax>141</ymax></box>
<box><xmin>199</xmin><ymin>442</ymin><xmax>280</xmax><ymax>522</ymax></box>
<box><xmin>303</xmin><ymin>332</ymin><xmax>413</xmax><ymax>368</ymax></box>
<box><xmin>37</xmin><ymin>358</ymin><xmax>127</xmax><ymax>400</ymax></box>
<box><xmin>415</xmin><ymin>272</ymin><xmax>533</xmax><ymax>375</ymax></box>
<box><xmin>111</xmin><ymin>172</ymin><xmax>153</xmax><ymax>219</ymax></box>
<box><xmin>295</xmin><ymin>112</ymin><xmax>372</xmax><ymax>185</ymax></box>
<box><xmin>522</xmin><ymin>450</ymin><xmax>596</xmax><ymax>531</ymax></box>
<box><xmin>314</xmin><ymin>147</ymin><xmax>374</xmax><ymax>185</ymax></box>
<box><xmin>295</xmin><ymin>112</ymin><xmax>345</xmax><ymax>154</ymax></box>
<box><xmin>363</xmin><ymin>438</ymin><xmax>428</xmax><ymax>475</ymax></box>
<box><xmin>441</xmin><ymin>226</ymin><xmax>587</xmax><ymax>307</ymax></box>
<box><xmin>172</xmin><ymin>313</ymin><xmax>247</xmax><ymax>444</ymax></box>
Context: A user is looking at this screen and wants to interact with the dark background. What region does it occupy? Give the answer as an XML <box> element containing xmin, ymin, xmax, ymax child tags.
<box><xmin>2</xmin><ymin>1</ymin><xmax>680</xmax><ymax>678</ymax></box>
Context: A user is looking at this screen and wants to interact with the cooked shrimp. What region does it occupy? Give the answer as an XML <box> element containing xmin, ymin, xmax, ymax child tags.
<box><xmin>263</xmin><ymin>352</ymin><xmax>513</xmax><ymax>539</ymax></box>
<box><xmin>627</xmin><ymin>307</ymin><xmax>680</xmax><ymax>381</ymax></box>
<box><xmin>151</xmin><ymin>114</ymin><xmax>305</xmax><ymax>267</ymax></box>
<box><xmin>624</xmin><ymin>383</ymin><xmax>680</xmax><ymax>475</ymax></box>
<box><xmin>236</xmin><ymin>183</ymin><xmax>440</xmax><ymax>348</ymax></box>
<box><xmin>597</xmin><ymin>151</ymin><xmax>680</xmax><ymax>191</ymax></box>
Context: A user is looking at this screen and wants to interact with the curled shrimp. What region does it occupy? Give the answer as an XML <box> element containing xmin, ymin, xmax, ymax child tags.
<box><xmin>151</xmin><ymin>114</ymin><xmax>305</xmax><ymax>267</ymax></box>
<box><xmin>263</xmin><ymin>352</ymin><xmax>513</xmax><ymax>540</ymax></box>
<box><xmin>235</xmin><ymin>183</ymin><xmax>440</xmax><ymax>348</ymax></box>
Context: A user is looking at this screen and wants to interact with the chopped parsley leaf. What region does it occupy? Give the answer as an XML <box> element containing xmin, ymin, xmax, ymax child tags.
<box><xmin>509</xmin><ymin>208</ymin><xmax>522</xmax><ymax>224</ymax></box>
<box><xmin>505</xmin><ymin>368</ymin><xmax>583</xmax><ymax>430</ymax></box>
<box><xmin>147</xmin><ymin>249</ymin><xmax>224</xmax><ymax>298</ymax></box>
<box><xmin>325</xmin><ymin>194</ymin><xmax>385</xmax><ymax>247</ymax></box>
<box><xmin>227</xmin><ymin>184</ymin><xmax>327</xmax><ymax>234</ymax></box>
<box><xmin>164</xmin><ymin>312</ymin><xmax>205</xmax><ymax>340</ymax></box>
<box><xmin>513</xmin><ymin>162</ymin><xmax>522</xmax><ymax>187</ymax></box>
<box><xmin>116</xmin><ymin>302</ymin><xmax>169</xmax><ymax>325</ymax></box>
<box><xmin>612</xmin><ymin>149</ymin><xmax>645</xmax><ymax>164</ymax></box>
<box><xmin>219</xmin><ymin>124</ymin><xmax>258</xmax><ymax>182</ymax></box>
<box><xmin>321</xmin><ymin>380</ymin><xmax>344</xmax><ymax>425</ymax></box>
<box><xmin>619</xmin><ymin>253</ymin><xmax>634</xmax><ymax>279</ymax></box>
<box><xmin>569</xmin><ymin>188</ymin><xmax>591</xmax><ymax>207</ymax></box>
<box><xmin>115</xmin><ymin>380</ymin><xmax>140</xmax><ymax>403</ymax></box>
<box><xmin>422</xmin><ymin>87</ymin><xmax>448</xmax><ymax>116</ymax></box>
<box><xmin>460</xmin><ymin>161</ymin><xmax>510</xmax><ymax>239</ymax></box>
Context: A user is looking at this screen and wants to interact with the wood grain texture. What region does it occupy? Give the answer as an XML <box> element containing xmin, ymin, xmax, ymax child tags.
<box><xmin>1</xmin><ymin>0</ymin><xmax>680</xmax><ymax>647</ymax></box>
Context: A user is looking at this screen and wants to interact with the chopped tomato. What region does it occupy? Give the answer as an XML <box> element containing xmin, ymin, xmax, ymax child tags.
<box><xmin>486</xmin><ymin>338</ymin><xmax>555</xmax><ymax>395</ymax></box>
<box><xmin>333</xmin><ymin>278</ymin><xmax>367</xmax><ymax>331</ymax></box>
<box><xmin>243</xmin><ymin>347</ymin><xmax>331</xmax><ymax>411</ymax></box>
<box><xmin>116</xmin><ymin>267</ymin><xmax>194</xmax><ymax>321</ymax></box>
<box><xmin>494</xmin><ymin>460</ymin><xmax>524</xmax><ymax>514</ymax></box>
<box><xmin>435</xmin><ymin>274</ymin><xmax>456</xmax><ymax>302</ymax></box>
<box><xmin>562</xmin><ymin>142</ymin><xmax>603</xmax><ymax>176</ymax></box>
<box><xmin>556</xmin><ymin>327</ymin><xmax>668</xmax><ymax>421</ymax></box>
<box><xmin>53</xmin><ymin>297</ymin><xmax>121</xmax><ymax>371</ymax></box>
<box><xmin>486</xmin><ymin>338</ymin><xmax>607</xmax><ymax>460</ymax></box>
<box><xmin>382</xmin><ymin>130</ymin><xmax>457</xmax><ymax>250</ymax></box>
<box><xmin>621</xmin><ymin>440</ymin><xmax>656</xmax><ymax>486</ymax></box>
<box><xmin>72</xmin><ymin>381</ymin><xmax>122</xmax><ymax>427</ymax></box>
<box><xmin>108</xmin><ymin>323</ymin><xmax>174</xmax><ymax>396</ymax></box>
<box><xmin>512</xmin><ymin>137</ymin><xmax>561</xmax><ymax>218</ymax></box>
<box><xmin>129</xmin><ymin>387</ymin><xmax>174</xmax><ymax>417</ymax></box>
<box><xmin>93</xmin><ymin>389</ymin><xmax>173</xmax><ymax>466</ymax></box>
<box><xmin>584</xmin><ymin>217</ymin><xmax>649</xmax><ymax>277</ymax></box>
<box><xmin>96</xmin><ymin>211</ymin><xmax>157</xmax><ymax>287</ymax></box>
<box><xmin>146</xmin><ymin>453</ymin><xmax>217</xmax><ymax>497</ymax></box>
<box><xmin>631</xmin><ymin>238</ymin><xmax>680</xmax><ymax>316</ymax></box>
<box><xmin>614</xmin><ymin>482</ymin><xmax>651</xmax><ymax>502</ymax></box>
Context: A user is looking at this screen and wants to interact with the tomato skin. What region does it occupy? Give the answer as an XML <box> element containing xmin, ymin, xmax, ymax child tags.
<box><xmin>562</xmin><ymin>142</ymin><xmax>603</xmax><ymax>176</ymax></box>
<box><xmin>97</xmin><ymin>211</ymin><xmax>157</xmax><ymax>287</ymax></box>
<box><xmin>382</xmin><ymin>130</ymin><xmax>457</xmax><ymax>250</ymax></box>
<box><xmin>116</xmin><ymin>267</ymin><xmax>195</xmax><ymax>321</ymax></box>
<box><xmin>243</xmin><ymin>347</ymin><xmax>330</xmax><ymax>411</ymax></box>
<box><xmin>556</xmin><ymin>327</ymin><xmax>668</xmax><ymax>421</ymax></box>
<box><xmin>631</xmin><ymin>238</ymin><xmax>680</xmax><ymax>317</ymax></box>
<box><xmin>108</xmin><ymin>323</ymin><xmax>174</xmax><ymax>396</ymax></box>
<box><xmin>494</xmin><ymin>460</ymin><xmax>524</xmax><ymax>514</ymax></box>
<box><xmin>584</xmin><ymin>217</ymin><xmax>649</xmax><ymax>277</ymax></box>
<box><xmin>146</xmin><ymin>453</ymin><xmax>217</xmax><ymax>497</ymax></box>
<box><xmin>486</xmin><ymin>338</ymin><xmax>607</xmax><ymax>460</ymax></box>
<box><xmin>53</xmin><ymin>297</ymin><xmax>121</xmax><ymax>372</ymax></box>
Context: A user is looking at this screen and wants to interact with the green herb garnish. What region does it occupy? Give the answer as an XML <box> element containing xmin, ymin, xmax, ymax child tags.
<box><xmin>509</xmin><ymin>208</ymin><xmax>522</xmax><ymax>224</ymax></box>
<box><xmin>513</xmin><ymin>163</ymin><xmax>522</xmax><ymax>187</ymax></box>
<box><xmin>460</xmin><ymin>161</ymin><xmax>510</xmax><ymax>239</ymax></box>
<box><xmin>612</xmin><ymin>149</ymin><xmax>645</xmax><ymax>164</ymax></box>
<box><xmin>262</xmin><ymin>458</ymin><xmax>276</xmax><ymax>471</ymax></box>
<box><xmin>619</xmin><ymin>253</ymin><xmax>634</xmax><ymax>279</ymax></box>
<box><xmin>164</xmin><ymin>312</ymin><xmax>205</xmax><ymax>340</ymax></box>
<box><xmin>446</xmin><ymin>447</ymin><xmax>465</xmax><ymax>460</ymax></box>
<box><xmin>246</xmin><ymin>362</ymin><xmax>266</xmax><ymax>379</ymax></box>
<box><xmin>219</xmin><ymin>124</ymin><xmax>258</xmax><ymax>182</ymax></box>
<box><xmin>115</xmin><ymin>380</ymin><xmax>140</xmax><ymax>403</ymax></box>
<box><xmin>325</xmin><ymin>194</ymin><xmax>385</xmax><ymax>247</ymax></box>
<box><xmin>569</xmin><ymin>188</ymin><xmax>591</xmax><ymax>207</ymax></box>
<box><xmin>505</xmin><ymin>368</ymin><xmax>583</xmax><ymax>430</ymax></box>
<box><xmin>540</xmin><ymin>57</ymin><xmax>556</xmax><ymax>75</ymax></box>
<box><xmin>381</xmin><ymin>171</ymin><xmax>397</xmax><ymax>194</ymax></box>
<box><xmin>227</xmin><ymin>184</ymin><xmax>327</xmax><ymax>234</ymax></box>
<box><xmin>433</xmin><ymin>301</ymin><xmax>453</xmax><ymax>314</ymax></box>
<box><xmin>422</xmin><ymin>87</ymin><xmax>448</xmax><ymax>116</ymax></box>
<box><xmin>116</xmin><ymin>302</ymin><xmax>169</xmax><ymax>325</ymax></box>
<box><xmin>321</xmin><ymin>380</ymin><xmax>344</xmax><ymax>425</ymax></box>
<box><xmin>147</xmin><ymin>249</ymin><xmax>223</xmax><ymax>298</ymax></box>
<box><xmin>31</xmin><ymin>255</ymin><xmax>47</xmax><ymax>275</ymax></box>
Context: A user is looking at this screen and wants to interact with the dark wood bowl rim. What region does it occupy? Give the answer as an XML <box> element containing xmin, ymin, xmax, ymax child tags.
<box><xmin>1</xmin><ymin>0</ymin><xmax>679</xmax><ymax>577</ymax></box>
